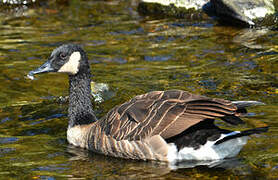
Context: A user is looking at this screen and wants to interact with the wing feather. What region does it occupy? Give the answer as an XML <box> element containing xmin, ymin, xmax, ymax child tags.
<box><xmin>99</xmin><ymin>90</ymin><xmax>240</xmax><ymax>141</ymax></box>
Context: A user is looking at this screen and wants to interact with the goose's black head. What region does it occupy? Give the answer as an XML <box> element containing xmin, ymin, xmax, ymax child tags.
<box><xmin>28</xmin><ymin>44</ymin><xmax>89</xmax><ymax>79</ymax></box>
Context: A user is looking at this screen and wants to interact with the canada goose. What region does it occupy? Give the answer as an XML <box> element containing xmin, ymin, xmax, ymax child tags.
<box><xmin>28</xmin><ymin>44</ymin><xmax>268</xmax><ymax>164</ymax></box>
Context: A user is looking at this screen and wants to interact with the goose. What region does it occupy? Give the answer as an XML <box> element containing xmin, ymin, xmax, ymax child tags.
<box><xmin>27</xmin><ymin>44</ymin><xmax>268</xmax><ymax>164</ymax></box>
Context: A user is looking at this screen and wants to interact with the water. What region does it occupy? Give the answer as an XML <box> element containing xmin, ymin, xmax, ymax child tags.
<box><xmin>0</xmin><ymin>0</ymin><xmax>277</xmax><ymax>179</ymax></box>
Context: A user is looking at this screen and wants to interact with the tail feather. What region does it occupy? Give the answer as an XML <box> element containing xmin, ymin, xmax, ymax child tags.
<box><xmin>214</xmin><ymin>126</ymin><xmax>268</xmax><ymax>145</ymax></box>
<box><xmin>232</xmin><ymin>100</ymin><xmax>265</xmax><ymax>116</ymax></box>
<box><xmin>232</xmin><ymin>101</ymin><xmax>265</xmax><ymax>108</ymax></box>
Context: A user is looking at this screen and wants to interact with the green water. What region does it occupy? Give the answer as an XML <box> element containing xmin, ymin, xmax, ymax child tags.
<box><xmin>0</xmin><ymin>0</ymin><xmax>277</xmax><ymax>179</ymax></box>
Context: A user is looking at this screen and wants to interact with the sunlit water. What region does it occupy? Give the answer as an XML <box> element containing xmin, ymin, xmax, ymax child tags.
<box><xmin>0</xmin><ymin>0</ymin><xmax>277</xmax><ymax>179</ymax></box>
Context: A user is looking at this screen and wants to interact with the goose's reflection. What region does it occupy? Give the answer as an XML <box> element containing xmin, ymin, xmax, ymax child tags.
<box><xmin>66</xmin><ymin>145</ymin><xmax>246</xmax><ymax>178</ymax></box>
<box><xmin>66</xmin><ymin>145</ymin><xmax>170</xmax><ymax>178</ymax></box>
<box><xmin>170</xmin><ymin>157</ymin><xmax>244</xmax><ymax>170</ymax></box>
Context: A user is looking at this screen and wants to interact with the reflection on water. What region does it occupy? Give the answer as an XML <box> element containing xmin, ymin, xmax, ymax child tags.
<box><xmin>67</xmin><ymin>145</ymin><xmax>171</xmax><ymax>179</ymax></box>
<box><xmin>233</xmin><ymin>28</ymin><xmax>269</xmax><ymax>49</ymax></box>
<box><xmin>0</xmin><ymin>0</ymin><xmax>277</xmax><ymax>179</ymax></box>
<box><xmin>66</xmin><ymin>145</ymin><xmax>249</xmax><ymax>179</ymax></box>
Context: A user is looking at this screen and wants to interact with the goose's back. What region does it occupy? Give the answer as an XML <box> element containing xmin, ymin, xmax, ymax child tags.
<box><xmin>98</xmin><ymin>90</ymin><xmax>237</xmax><ymax>141</ymax></box>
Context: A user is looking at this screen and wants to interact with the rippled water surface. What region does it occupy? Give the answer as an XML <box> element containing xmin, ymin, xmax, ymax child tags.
<box><xmin>0</xmin><ymin>0</ymin><xmax>277</xmax><ymax>179</ymax></box>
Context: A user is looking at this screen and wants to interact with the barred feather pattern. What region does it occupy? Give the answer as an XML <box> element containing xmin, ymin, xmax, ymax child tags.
<box><xmin>85</xmin><ymin>123</ymin><xmax>168</xmax><ymax>161</ymax></box>
<box><xmin>73</xmin><ymin>90</ymin><xmax>242</xmax><ymax>161</ymax></box>
<box><xmin>99</xmin><ymin>90</ymin><xmax>237</xmax><ymax>140</ymax></box>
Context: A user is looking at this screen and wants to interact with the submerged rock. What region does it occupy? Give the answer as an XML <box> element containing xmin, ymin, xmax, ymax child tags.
<box><xmin>91</xmin><ymin>82</ymin><xmax>115</xmax><ymax>103</ymax></box>
<box><xmin>210</xmin><ymin>0</ymin><xmax>277</xmax><ymax>26</ymax></box>
<box><xmin>232</xmin><ymin>28</ymin><xmax>269</xmax><ymax>49</ymax></box>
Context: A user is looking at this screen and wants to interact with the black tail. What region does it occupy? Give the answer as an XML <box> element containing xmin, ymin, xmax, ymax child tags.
<box><xmin>220</xmin><ymin>101</ymin><xmax>265</xmax><ymax>125</ymax></box>
<box><xmin>214</xmin><ymin>126</ymin><xmax>268</xmax><ymax>145</ymax></box>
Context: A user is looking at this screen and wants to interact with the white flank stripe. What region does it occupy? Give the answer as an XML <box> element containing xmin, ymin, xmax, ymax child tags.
<box><xmin>167</xmin><ymin>132</ymin><xmax>249</xmax><ymax>165</ymax></box>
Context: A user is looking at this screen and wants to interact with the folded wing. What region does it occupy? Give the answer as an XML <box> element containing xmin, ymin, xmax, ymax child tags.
<box><xmin>99</xmin><ymin>90</ymin><xmax>242</xmax><ymax>141</ymax></box>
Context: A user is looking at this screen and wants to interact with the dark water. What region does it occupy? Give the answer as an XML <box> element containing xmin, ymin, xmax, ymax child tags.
<box><xmin>0</xmin><ymin>0</ymin><xmax>277</xmax><ymax>179</ymax></box>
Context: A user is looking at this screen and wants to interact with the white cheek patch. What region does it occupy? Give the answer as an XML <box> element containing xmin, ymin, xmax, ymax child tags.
<box><xmin>58</xmin><ymin>51</ymin><xmax>81</xmax><ymax>75</ymax></box>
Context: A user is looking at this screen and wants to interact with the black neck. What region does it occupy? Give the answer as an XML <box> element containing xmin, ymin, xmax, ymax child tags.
<box><xmin>68</xmin><ymin>68</ymin><xmax>97</xmax><ymax>128</ymax></box>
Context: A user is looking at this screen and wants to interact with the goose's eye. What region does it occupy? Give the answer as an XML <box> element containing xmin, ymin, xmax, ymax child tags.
<box><xmin>59</xmin><ymin>53</ymin><xmax>67</xmax><ymax>59</ymax></box>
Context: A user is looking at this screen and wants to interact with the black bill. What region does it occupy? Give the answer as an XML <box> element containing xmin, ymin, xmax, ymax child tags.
<box><xmin>27</xmin><ymin>61</ymin><xmax>54</xmax><ymax>80</ymax></box>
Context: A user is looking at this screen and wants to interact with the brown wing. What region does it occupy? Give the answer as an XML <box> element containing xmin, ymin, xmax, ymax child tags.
<box><xmin>99</xmin><ymin>90</ymin><xmax>240</xmax><ymax>141</ymax></box>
